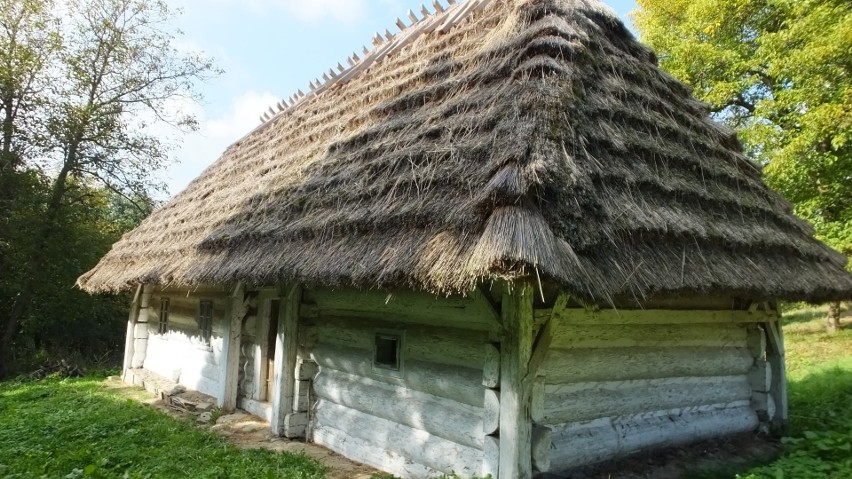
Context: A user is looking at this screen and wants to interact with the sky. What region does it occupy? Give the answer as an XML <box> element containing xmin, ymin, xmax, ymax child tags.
<box><xmin>159</xmin><ymin>0</ymin><xmax>639</xmax><ymax>196</ymax></box>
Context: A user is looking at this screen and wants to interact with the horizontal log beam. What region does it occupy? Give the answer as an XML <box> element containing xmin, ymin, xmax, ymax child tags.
<box><xmin>310</xmin><ymin>342</ymin><xmax>484</xmax><ymax>407</ymax></box>
<box><xmin>548</xmin><ymin>404</ymin><xmax>758</xmax><ymax>472</ymax></box>
<box><xmin>313</xmin><ymin>368</ymin><xmax>484</xmax><ymax>449</ymax></box>
<box><xmin>534</xmin><ymin>375</ymin><xmax>751</xmax><ymax>424</ymax></box>
<box><xmin>314</xmin><ymin>400</ymin><xmax>484</xmax><ymax>476</ymax></box>
<box><xmin>541</xmin><ymin>347</ymin><xmax>754</xmax><ymax>384</ymax></box>
<box><xmin>551</xmin><ymin>308</ymin><xmax>776</xmax><ymax>325</ymax></box>
<box><xmin>550</xmin><ymin>323</ymin><xmax>747</xmax><ymax>349</ymax></box>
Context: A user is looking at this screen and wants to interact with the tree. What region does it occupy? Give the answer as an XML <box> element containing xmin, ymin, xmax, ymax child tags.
<box><xmin>634</xmin><ymin>0</ymin><xmax>852</xmax><ymax>331</ymax></box>
<box><xmin>0</xmin><ymin>0</ymin><xmax>59</xmax><ymax>292</ymax></box>
<box><xmin>0</xmin><ymin>0</ymin><xmax>218</xmax><ymax>377</ymax></box>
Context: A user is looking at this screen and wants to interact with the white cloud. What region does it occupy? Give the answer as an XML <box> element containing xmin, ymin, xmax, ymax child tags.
<box><xmin>161</xmin><ymin>90</ymin><xmax>280</xmax><ymax>197</ymax></box>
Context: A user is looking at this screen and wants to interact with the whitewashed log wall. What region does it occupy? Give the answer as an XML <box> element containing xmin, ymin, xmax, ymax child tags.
<box><xmin>303</xmin><ymin>287</ymin><xmax>500</xmax><ymax>479</ymax></box>
<box><xmin>142</xmin><ymin>289</ymin><xmax>229</xmax><ymax>400</ymax></box>
<box><xmin>535</xmin><ymin>309</ymin><xmax>763</xmax><ymax>474</ymax></box>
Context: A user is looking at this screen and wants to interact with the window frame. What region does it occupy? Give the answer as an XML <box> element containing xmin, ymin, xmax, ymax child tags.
<box><xmin>198</xmin><ymin>300</ymin><xmax>214</xmax><ymax>344</ymax></box>
<box><xmin>158</xmin><ymin>298</ymin><xmax>170</xmax><ymax>335</ymax></box>
<box><xmin>372</xmin><ymin>330</ymin><xmax>404</xmax><ymax>376</ymax></box>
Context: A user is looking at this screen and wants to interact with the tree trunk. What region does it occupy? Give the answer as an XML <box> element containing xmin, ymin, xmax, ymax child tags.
<box><xmin>827</xmin><ymin>302</ymin><xmax>841</xmax><ymax>334</ymax></box>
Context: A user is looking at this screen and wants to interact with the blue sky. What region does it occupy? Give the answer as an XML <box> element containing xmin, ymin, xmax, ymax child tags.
<box><xmin>161</xmin><ymin>0</ymin><xmax>639</xmax><ymax>195</ymax></box>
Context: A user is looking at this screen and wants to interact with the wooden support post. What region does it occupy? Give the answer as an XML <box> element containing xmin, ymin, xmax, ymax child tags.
<box><xmin>131</xmin><ymin>285</ymin><xmax>153</xmax><ymax>369</ymax></box>
<box><xmin>123</xmin><ymin>285</ymin><xmax>143</xmax><ymax>372</ymax></box>
<box><xmin>499</xmin><ymin>281</ymin><xmax>534</xmax><ymax>479</ymax></box>
<box><xmin>271</xmin><ymin>283</ymin><xmax>302</xmax><ymax>437</ymax></box>
<box><xmin>765</xmin><ymin>319</ymin><xmax>788</xmax><ymax>433</ymax></box>
<box><xmin>221</xmin><ymin>283</ymin><xmax>247</xmax><ymax>412</ymax></box>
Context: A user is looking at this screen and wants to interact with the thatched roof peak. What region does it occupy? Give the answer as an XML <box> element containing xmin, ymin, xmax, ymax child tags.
<box><xmin>79</xmin><ymin>0</ymin><xmax>852</xmax><ymax>303</ymax></box>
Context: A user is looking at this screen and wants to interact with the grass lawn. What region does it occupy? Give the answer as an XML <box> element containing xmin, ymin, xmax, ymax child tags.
<box><xmin>0</xmin><ymin>305</ymin><xmax>849</xmax><ymax>479</ymax></box>
<box><xmin>731</xmin><ymin>305</ymin><xmax>852</xmax><ymax>479</ymax></box>
<box><xmin>0</xmin><ymin>377</ymin><xmax>327</xmax><ymax>479</ymax></box>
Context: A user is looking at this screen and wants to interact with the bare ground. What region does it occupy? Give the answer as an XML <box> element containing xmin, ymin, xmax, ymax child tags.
<box><xmin>544</xmin><ymin>433</ymin><xmax>781</xmax><ymax>479</ymax></box>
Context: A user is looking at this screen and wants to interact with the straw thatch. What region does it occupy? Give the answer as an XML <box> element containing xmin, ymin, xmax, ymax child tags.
<box><xmin>79</xmin><ymin>0</ymin><xmax>852</xmax><ymax>303</ymax></box>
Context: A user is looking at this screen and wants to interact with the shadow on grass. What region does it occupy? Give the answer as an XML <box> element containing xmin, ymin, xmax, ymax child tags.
<box><xmin>0</xmin><ymin>377</ymin><xmax>327</xmax><ymax>479</ymax></box>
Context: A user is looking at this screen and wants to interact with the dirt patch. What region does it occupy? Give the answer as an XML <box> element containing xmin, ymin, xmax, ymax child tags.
<box><xmin>546</xmin><ymin>432</ymin><xmax>781</xmax><ymax>479</ymax></box>
<box><xmin>102</xmin><ymin>377</ymin><xmax>378</xmax><ymax>479</ymax></box>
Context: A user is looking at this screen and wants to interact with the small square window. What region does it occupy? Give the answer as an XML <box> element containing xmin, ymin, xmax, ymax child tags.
<box><xmin>374</xmin><ymin>334</ymin><xmax>400</xmax><ymax>371</ymax></box>
<box><xmin>158</xmin><ymin>298</ymin><xmax>170</xmax><ymax>335</ymax></box>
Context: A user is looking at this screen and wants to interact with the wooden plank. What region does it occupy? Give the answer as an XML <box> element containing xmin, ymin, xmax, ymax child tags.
<box><xmin>542</xmin><ymin>347</ymin><xmax>754</xmax><ymax>384</ymax></box>
<box><xmin>123</xmin><ymin>284</ymin><xmax>143</xmax><ymax>372</ymax></box>
<box><xmin>483</xmin><ymin>388</ymin><xmax>499</xmax><ymax>435</ymax></box>
<box><xmin>553</xmin><ymin>308</ymin><xmax>774</xmax><ymax>325</ymax></box>
<box><xmin>746</xmin><ymin>324</ymin><xmax>767</xmax><ymax>358</ymax></box>
<box><xmin>483</xmin><ymin>343</ymin><xmax>500</xmax><ymax>388</ymax></box>
<box><xmin>271</xmin><ymin>284</ymin><xmax>302</xmax><ymax>436</ymax></box>
<box><xmin>284</xmin><ymin>412</ymin><xmax>308</xmax><ymax>438</ymax></box>
<box><xmin>314</xmin><ymin>400</ymin><xmax>484</xmax><ymax>476</ymax></box>
<box><xmin>132</xmin><ymin>286</ymin><xmax>154</xmax><ymax>369</ymax></box>
<box><xmin>296</xmin><ymin>359</ymin><xmax>318</xmax><ymax>380</ymax></box>
<box><xmin>302</xmin><ymin>316</ymin><xmax>490</xmax><ymax>369</ymax></box>
<box><xmin>309</xmin><ymin>342</ymin><xmax>484</xmax><ymax>407</ymax></box>
<box><xmin>527</xmin><ymin>294</ymin><xmax>565</xmax><ymax>378</ymax></box>
<box><xmin>499</xmin><ymin>281</ymin><xmax>534</xmax><ymax>479</ymax></box>
<box><xmin>765</xmin><ymin>320</ymin><xmax>788</xmax><ymax>431</ymax></box>
<box><xmin>534</xmin><ymin>375</ymin><xmax>751</xmax><ymax>425</ymax></box>
<box><xmin>482</xmin><ymin>436</ymin><xmax>499</xmax><ymax>478</ymax></box>
<box><xmin>531</xmin><ymin>425</ymin><xmax>552</xmax><ymax>473</ymax></box>
<box><xmin>221</xmin><ymin>283</ymin><xmax>246</xmax><ymax>412</ymax></box>
<box><xmin>550</xmin><ymin>323</ymin><xmax>748</xmax><ymax>349</ymax></box>
<box><xmin>306</xmin><ymin>286</ymin><xmax>499</xmax><ymax>332</ymax></box>
<box><xmin>313</xmin><ymin>367</ymin><xmax>484</xmax><ymax>449</ymax></box>
<box><xmin>549</xmin><ymin>405</ymin><xmax>758</xmax><ymax>472</ymax></box>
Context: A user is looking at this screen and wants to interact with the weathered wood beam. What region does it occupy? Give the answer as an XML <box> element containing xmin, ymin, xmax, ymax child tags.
<box><xmin>552</xmin><ymin>308</ymin><xmax>774</xmax><ymax>325</ymax></box>
<box><xmin>483</xmin><ymin>343</ymin><xmax>500</xmax><ymax>387</ymax></box>
<box><xmin>131</xmin><ymin>285</ymin><xmax>153</xmax><ymax>369</ymax></box>
<box><xmin>313</xmin><ymin>368</ymin><xmax>484</xmax><ymax>448</ymax></box>
<box><xmin>534</xmin><ymin>375</ymin><xmax>752</xmax><ymax>425</ymax></box>
<box><xmin>271</xmin><ymin>283</ymin><xmax>302</xmax><ymax>436</ymax></box>
<box><xmin>310</xmin><ymin>342</ymin><xmax>484</xmax><ymax>407</ymax></box>
<box><xmin>315</xmin><ymin>400</ymin><xmax>484</xmax><ymax>475</ymax></box>
<box><xmin>531</xmin><ymin>425</ymin><xmax>551</xmax><ymax>473</ymax></box>
<box><xmin>527</xmin><ymin>293</ymin><xmax>567</xmax><ymax>380</ymax></box>
<box><xmin>221</xmin><ymin>282</ymin><xmax>247</xmax><ymax>412</ymax></box>
<box><xmin>123</xmin><ymin>284</ymin><xmax>143</xmax><ymax>372</ymax></box>
<box><xmin>765</xmin><ymin>318</ymin><xmax>788</xmax><ymax>433</ymax></box>
<box><xmin>499</xmin><ymin>281</ymin><xmax>534</xmax><ymax>479</ymax></box>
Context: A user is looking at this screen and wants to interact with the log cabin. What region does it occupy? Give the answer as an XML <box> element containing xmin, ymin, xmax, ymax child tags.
<box><xmin>79</xmin><ymin>0</ymin><xmax>852</xmax><ymax>477</ymax></box>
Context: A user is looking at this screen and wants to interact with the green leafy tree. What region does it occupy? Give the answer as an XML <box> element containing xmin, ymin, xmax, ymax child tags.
<box><xmin>0</xmin><ymin>0</ymin><xmax>218</xmax><ymax>377</ymax></box>
<box><xmin>634</xmin><ymin>0</ymin><xmax>851</xmax><ymax>329</ymax></box>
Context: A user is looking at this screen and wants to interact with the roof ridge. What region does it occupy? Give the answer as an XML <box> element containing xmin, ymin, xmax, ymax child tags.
<box><xmin>256</xmin><ymin>0</ymin><xmax>496</xmax><ymax>126</ymax></box>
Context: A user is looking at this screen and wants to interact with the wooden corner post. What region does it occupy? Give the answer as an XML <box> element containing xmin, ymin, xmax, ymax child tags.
<box><xmin>499</xmin><ymin>281</ymin><xmax>535</xmax><ymax>479</ymax></box>
<box><xmin>123</xmin><ymin>285</ymin><xmax>143</xmax><ymax>373</ymax></box>
<box><xmin>765</xmin><ymin>315</ymin><xmax>788</xmax><ymax>433</ymax></box>
<box><xmin>222</xmin><ymin>282</ymin><xmax>247</xmax><ymax>412</ymax></box>
<box><xmin>271</xmin><ymin>283</ymin><xmax>302</xmax><ymax>436</ymax></box>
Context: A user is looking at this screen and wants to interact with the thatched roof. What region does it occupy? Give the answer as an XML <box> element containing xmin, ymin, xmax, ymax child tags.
<box><xmin>79</xmin><ymin>0</ymin><xmax>852</xmax><ymax>303</ymax></box>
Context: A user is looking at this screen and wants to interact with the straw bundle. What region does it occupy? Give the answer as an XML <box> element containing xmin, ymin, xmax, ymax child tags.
<box><xmin>78</xmin><ymin>0</ymin><xmax>852</xmax><ymax>303</ymax></box>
